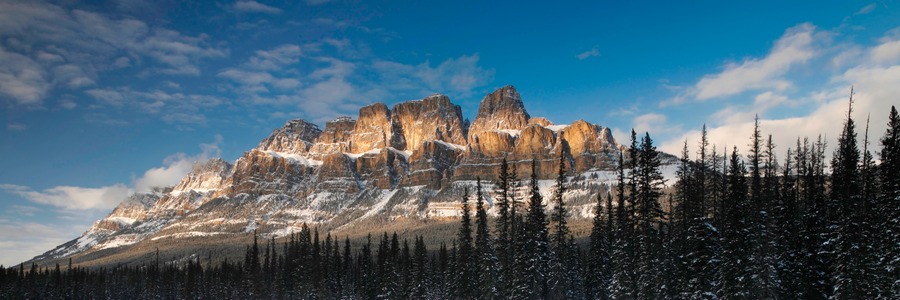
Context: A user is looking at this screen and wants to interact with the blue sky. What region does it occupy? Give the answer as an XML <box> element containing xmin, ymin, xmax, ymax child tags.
<box><xmin>1</xmin><ymin>0</ymin><xmax>899</xmax><ymax>265</ymax></box>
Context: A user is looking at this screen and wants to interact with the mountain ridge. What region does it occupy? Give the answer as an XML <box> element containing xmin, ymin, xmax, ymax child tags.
<box><xmin>29</xmin><ymin>85</ymin><xmax>661</xmax><ymax>267</ymax></box>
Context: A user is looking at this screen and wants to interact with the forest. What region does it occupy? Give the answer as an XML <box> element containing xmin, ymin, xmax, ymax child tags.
<box><xmin>1</xmin><ymin>102</ymin><xmax>897</xmax><ymax>299</ymax></box>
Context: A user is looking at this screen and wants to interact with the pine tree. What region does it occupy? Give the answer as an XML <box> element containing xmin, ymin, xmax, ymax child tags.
<box><xmin>877</xmin><ymin>106</ymin><xmax>900</xmax><ymax>299</ymax></box>
<box><xmin>549</xmin><ymin>151</ymin><xmax>579</xmax><ymax>299</ymax></box>
<box><xmin>756</xmin><ymin>133</ymin><xmax>779</xmax><ymax>298</ymax></box>
<box><xmin>672</xmin><ymin>140</ymin><xmax>692</xmax><ymax>298</ymax></box>
<box><xmin>587</xmin><ymin>191</ymin><xmax>612</xmax><ymax>299</ymax></box>
<box><xmin>634</xmin><ymin>132</ymin><xmax>665</xmax><ymax>299</ymax></box>
<box><xmin>493</xmin><ymin>158</ymin><xmax>513</xmax><ymax>298</ymax></box>
<box><xmin>720</xmin><ymin>146</ymin><xmax>753</xmax><ymax>297</ymax></box>
<box><xmin>692</xmin><ymin>126</ymin><xmax>719</xmax><ymax>299</ymax></box>
<box><xmin>522</xmin><ymin>159</ymin><xmax>551</xmax><ymax>299</ymax></box>
<box><xmin>455</xmin><ymin>187</ymin><xmax>474</xmax><ymax>298</ymax></box>
<box><xmin>831</xmin><ymin>91</ymin><xmax>866</xmax><ymax>298</ymax></box>
<box><xmin>411</xmin><ymin>236</ymin><xmax>429</xmax><ymax>299</ymax></box>
<box><xmin>473</xmin><ymin>178</ymin><xmax>496</xmax><ymax>298</ymax></box>
<box><xmin>744</xmin><ymin>116</ymin><xmax>778</xmax><ymax>297</ymax></box>
<box><xmin>610</xmin><ymin>151</ymin><xmax>634</xmax><ymax>299</ymax></box>
<box><xmin>800</xmin><ymin>136</ymin><xmax>831</xmax><ymax>298</ymax></box>
<box><xmin>860</xmin><ymin>115</ymin><xmax>881</xmax><ymax>299</ymax></box>
<box><xmin>775</xmin><ymin>145</ymin><xmax>802</xmax><ymax>298</ymax></box>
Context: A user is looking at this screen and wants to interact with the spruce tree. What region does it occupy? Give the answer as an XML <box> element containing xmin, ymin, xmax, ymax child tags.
<box><xmin>493</xmin><ymin>158</ymin><xmax>513</xmax><ymax>297</ymax></box>
<box><xmin>634</xmin><ymin>132</ymin><xmax>665</xmax><ymax>299</ymax></box>
<box><xmin>693</xmin><ymin>127</ymin><xmax>720</xmax><ymax>299</ymax></box>
<box><xmin>775</xmin><ymin>146</ymin><xmax>802</xmax><ymax>298</ymax></box>
<box><xmin>411</xmin><ymin>236</ymin><xmax>429</xmax><ymax>299</ymax></box>
<box><xmin>800</xmin><ymin>136</ymin><xmax>831</xmax><ymax>298</ymax></box>
<box><xmin>720</xmin><ymin>146</ymin><xmax>753</xmax><ymax>298</ymax></box>
<box><xmin>523</xmin><ymin>159</ymin><xmax>551</xmax><ymax>299</ymax></box>
<box><xmin>473</xmin><ymin>178</ymin><xmax>496</xmax><ymax>298</ymax></box>
<box><xmin>587</xmin><ymin>191</ymin><xmax>612</xmax><ymax>299</ymax></box>
<box><xmin>611</xmin><ymin>151</ymin><xmax>634</xmax><ymax>299</ymax></box>
<box><xmin>831</xmin><ymin>92</ymin><xmax>866</xmax><ymax>298</ymax></box>
<box><xmin>860</xmin><ymin>115</ymin><xmax>881</xmax><ymax>299</ymax></box>
<box><xmin>550</xmin><ymin>151</ymin><xmax>580</xmax><ymax>299</ymax></box>
<box><xmin>455</xmin><ymin>187</ymin><xmax>474</xmax><ymax>299</ymax></box>
<box><xmin>878</xmin><ymin>106</ymin><xmax>900</xmax><ymax>298</ymax></box>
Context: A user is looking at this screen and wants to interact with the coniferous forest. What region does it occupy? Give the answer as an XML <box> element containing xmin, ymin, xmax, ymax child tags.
<box><xmin>1</xmin><ymin>102</ymin><xmax>898</xmax><ymax>299</ymax></box>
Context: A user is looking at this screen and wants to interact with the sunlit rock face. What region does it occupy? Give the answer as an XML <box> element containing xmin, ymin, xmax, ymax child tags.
<box><xmin>310</xmin><ymin>117</ymin><xmax>356</xmax><ymax>158</ymax></box>
<box><xmin>257</xmin><ymin>119</ymin><xmax>322</xmax><ymax>154</ymax></box>
<box><xmin>350</xmin><ymin>103</ymin><xmax>394</xmax><ymax>154</ymax></box>
<box><xmin>390</xmin><ymin>94</ymin><xmax>467</xmax><ymax>151</ymax></box>
<box><xmin>467</xmin><ymin>85</ymin><xmax>531</xmax><ymax>144</ymax></box>
<box><xmin>35</xmin><ymin>85</ymin><xmax>647</xmax><ymax>268</ymax></box>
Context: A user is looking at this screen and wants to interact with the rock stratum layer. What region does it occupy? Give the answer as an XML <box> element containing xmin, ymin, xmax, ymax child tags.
<box><xmin>32</xmin><ymin>85</ymin><xmax>645</xmax><ymax>267</ymax></box>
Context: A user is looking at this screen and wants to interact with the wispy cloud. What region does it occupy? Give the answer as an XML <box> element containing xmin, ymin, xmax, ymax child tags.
<box><xmin>6</xmin><ymin>123</ymin><xmax>27</xmax><ymax>131</ymax></box>
<box><xmin>218</xmin><ymin>40</ymin><xmax>494</xmax><ymax>123</ymax></box>
<box><xmin>0</xmin><ymin>220</ymin><xmax>90</xmax><ymax>266</ymax></box>
<box><xmin>0</xmin><ymin>47</ymin><xmax>50</xmax><ymax>105</ymax></box>
<box><xmin>373</xmin><ymin>54</ymin><xmax>495</xmax><ymax>98</ymax></box>
<box><xmin>710</xmin><ymin>91</ymin><xmax>792</xmax><ymax>125</ymax></box>
<box><xmin>305</xmin><ymin>0</ymin><xmax>336</xmax><ymax>5</ymax></box>
<box><xmin>576</xmin><ymin>46</ymin><xmax>600</xmax><ymax>60</ymax></box>
<box><xmin>631</xmin><ymin>112</ymin><xmax>682</xmax><ymax>137</ymax></box>
<box><xmin>666</xmin><ymin>23</ymin><xmax>819</xmax><ymax>105</ymax></box>
<box><xmin>248</xmin><ymin>44</ymin><xmax>302</xmax><ymax>70</ymax></box>
<box><xmin>0</xmin><ymin>184</ymin><xmax>131</xmax><ymax>210</ymax></box>
<box><xmin>854</xmin><ymin>3</ymin><xmax>877</xmax><ymax>15</ymax></box>
<box><xmin>134</xmin><ymin>135</ymin><xmax>222</xmax><ymax>193</ymax></box>
<box><xmin>84</xmin><ymin>87</ymin><xmax>228</xmax><ymax>125</ymax></box>
<box><xmin>659</xmin><ymin>27</ymin><xmax>900</xmax><ymax>159</ymax></box>
<box><xmin>0</xmin><ymin>1</ymin><xmax>227</xmax><ymax>106</ymax></box>
<box><xmin>233</xmin><ymin>1</ymin><xmax>282</xmax><ymax>14</ymax></box>
<box><xmin>1</xmin><ymin>135</ymin><xmax>223</xmax><ymax>212</ymax></box>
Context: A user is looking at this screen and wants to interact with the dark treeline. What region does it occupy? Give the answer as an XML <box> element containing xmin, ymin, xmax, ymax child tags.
<box><xmin>1</xmin><ymin>101</ymin><xmax>898</xmax><ymax>299</ymax></box>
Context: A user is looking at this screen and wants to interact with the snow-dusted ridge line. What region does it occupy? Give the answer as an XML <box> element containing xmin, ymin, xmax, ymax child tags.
<box><xmin>264</xmin><ymin>150</ymin><xmax>323</xmax><ymax>166</ymax></box>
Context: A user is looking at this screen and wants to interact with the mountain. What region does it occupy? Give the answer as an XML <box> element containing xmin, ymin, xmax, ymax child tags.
<box><xmin>30</xmin><ymin>85</ymin><xmax>667</xmax><ymax>267</ymax></box>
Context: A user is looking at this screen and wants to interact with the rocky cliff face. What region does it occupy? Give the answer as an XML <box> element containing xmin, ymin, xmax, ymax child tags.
<box><xmin>349</xmin><ymin>103</ymin><xmax>394</xmax><ymax>154</ymax></box>
<box><xmin>467</xmin><ymin>85</ymin><xmax>530</xmax><ymax>143</ymax></box>
<box><xmin>34</xmin><ymin>85</ymin><xmax>654</xmax><ymax>267</ymax></box>
<box><xmin>257</xmin><ymin>119</ymin><xmax>322</xmax><ymax>154</ymax></box>
<box><xmin>391</xmin><ymin>94</ymin><xmax>468</xmax><ymax>151</ymax></box>
<box><xmin>310</xmin><ymin>117</ymin><xmax>355</xmax><ymax>158</ymax></box>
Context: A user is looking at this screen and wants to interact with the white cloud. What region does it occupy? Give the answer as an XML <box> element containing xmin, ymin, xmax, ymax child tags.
<box><xmin>133</xmin><ymin>156</ymin><xmax>195</xmax><ymax>194</ymax></box>
<box><xmin>0</xmin><ymin>1</ymin><xmax>227</xmax><ymax>106</ymax></box>
<box><xmin>0</xmin><ymin>184</ymin><xmax>131</xmax><ymax>210</ymax></box>
<box><xmin>233</xmin><ymin>1</ymin><xmax>282</xmax><ymax>14</ymax></box>
<box><xmin>670</xmin><ymin>29</ymin><xmax>899</xmax><ymax>158</ymax></box>
<box><xmin>633</xmin><ymin>113</ymin><xmax>667</xmax><ymax>134</ymax></box>
<box><xmin>669</xmin><ymin>23</ymin><xmax>818</xmax><ymax>104</ymax></box>
<box><xmin>0</xmin><ymin>135</ymin><xmax>223</xmax><ymax>213</ymax></box>
<box><xmin>576</xmin><ymin>47</ymin><xmax>601</xmax><ymax>60</ymax></box>
<box><xmin>6</xmin><ymin>123</ymin><xmax>27</xmax><ymax>131</ymax></box>
<box><xmin>219</xmin><ymin>69</ymin><xmax>276</xmax><ymax>86</ymax></box>
<box><xmin>134</xmin><ymin>135</ymin><xmax>222</xmax><ymax>193</ymax></box>
<box><xmin>374</xmin><ymin>54</ymin><xmax>495</xmax><ymax>98</ymax></box>
<box><xmin>218</xmin><ymin>44</ymin><xmax>306</xmax><ymax>96</ymax></box>
<box><xmin>305</xmin><ymin>0</ymin><xmax>336</xmax><ymax>5</ymax></box>
<box><xmin>870</xmin><ymin>39</ymin><xmax>900</xmax><ymax>64</ymax></box>
<box><xmin>248</xmin><ymin>44</ymin><xmax>302</xmax><ymax>70</ymax></box>
<box><xmin>0</xmin><ymin>221</ymin><xmax>89</xmax><ymax>266</ymax></box>
<box><xmin>218</xmin><ymin>39</ymin><xmax>492</xmax><ymax>123</ymax></box>
<box><xmin>711</xmin><ymin>91</ymin><xmax>790</xmax><ymax>125</ymax></box>
<box><xmin>59</xmin><ymin>98</ymin><xmax>77</xmax><ymax>109</ymax></box>
<box><xmin>854</xmin><ymin>3</ymin><xmax>876</xmax><ymax>15</ymax></box>
<box><xmin>53</xmin><ymin>64</ymin><xmax>95</xmax><ymax>88</ymax></box>
<box><xmin>0</xmin><ymin>47</ymin><xmax>50</xmax><ymax>105</ymax></box>
<box><xmin>660</xmin><ymin>32</ymin><xmax>900</xmax><ymax>161</ymax></box>
<box><xmin>84</xmin><ymin>87</ymin><xmax>227</xmax><ymax>125</ymax></box>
